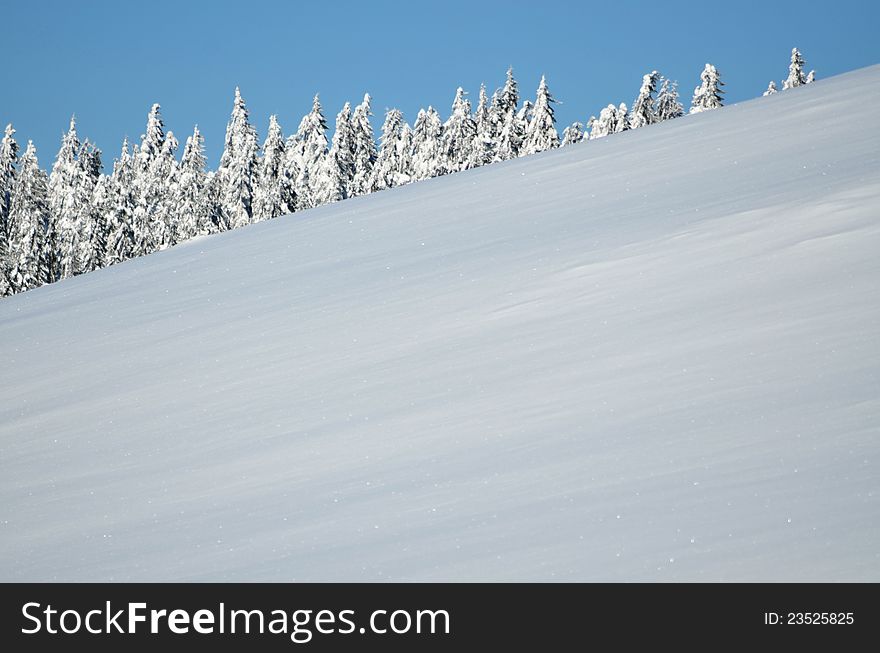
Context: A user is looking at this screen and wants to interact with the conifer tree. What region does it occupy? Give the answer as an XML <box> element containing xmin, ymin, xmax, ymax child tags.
<box><xmin>560</xmin><ymin>122</ymin><xmax>584</xmax><ymax>146</ymax></box>
<box><xmin>350</xmin><ymin>93</ymin><xmax>377</xmax><ymax>197</ymax></box>
<box><xmin>323</xmin><ymin>102</ymin><xmax>356</xmax><ymax>203</ymax></box>
<box><xmin>630</xmin><ymin>71</ymin><xmax>660</xmax><ymax>129</ymax></box>
<box><xmin>148</xmin><ymin>132</ymin><xmax>177</xmax><ymax>250</ymax></box>
<box><xmin>655</xmin><ymin>78</ymin><xmax>685</xmax><ymax>121</ymax></box>
<box><xmin>441</xmin><ymin>88</ymin><xmax>477</xmax><ymax>173</ymax></box>
<box><xmin>131</xmin><ymin>104</ymin><xmax>168</xmax><ymax>256</ymax></box>
<box><xmin>6</xmin><ymin>141</ymin><xmax>50</xmax><ymax>291</ymax></box>
<box><xmin>473</xmin><ymin>83</ymin><xmax>495</xmax><ymax>165</ymax></box>
<box><xmin>523</xmin><ymin>76</ymin><xmax>559</xmax><ymax>154</ymax></box>
<box><xmin>70</xmin><ymin>140</ymin><xmax>103</xmax><ymax>275</ymax></box>
<box><xmin>0</xmin><ymin>124</ymin><xmax>18</xmax><ymax>294</ymax></box>
<box><xmin>104</xmin><ymin>139</ymin><xmax>138</xmax><ymax>266</ymax></box>
<box><xmin>0</xmin><ymin>124</ymin><xmax>18</xmax><ymax>239</ymax></box>
<box><xmin>806</xmin><ymin>70</ymin><xmax>816</xmax><ymax>84</ymax></box>
<box><xmin>783</xmin><ymin>48</ymin><xmax>807</xmax><ymax>90</ymax></box>
<box><xmin>254</xmin><ymin>116</ymin><xmax>295</xmax><ymax>219</ymax></box>
<box><xmin>690</xmin><ymin>64</ymin><xmax>724</xmax><ymax>113</ymax></box>
<box><xmin>291</xmin><ymin>95</ymin><xmax>328</xmax><ymax>209</ymax></box>
<box><xmin>397</xmin><ymin>123</ymin><xmax>413</xmax><ymax>183</ymax></box>
<box><xmin>516</xmin><ymin>100</ymin><xmax>534</xmax><ymax>152</ymax></box>
<box><xmin>493</xmin><ymin>67</ymin><xmax>521</xmax><ymax>161</ymax></box>
<box><xmin>764</xmin><ymin>81</ymin><xmax>778</xmax><ymax>96</ymax></box>
<box><xmin>590</xmin><ymin>105</ymin><xmax>623</xmax><ymax>139</ymax></box>
<box><xmin>217</xmin><ymin>88</ymin><xmax>258</xmax><ymax>229</ymax></box>
<box><xmin>615</xmin><ymin>103</ymin><xmax>630</xmax><ymax>133</ymax></box>
<box><xmin>48</xmin><ymin>117</ymin><xmax>82</xmax><ymax>280</ymax></box>
<box><xmin>80</xmin><ymin>173</ymin><xmax>109</xmax><ymax>273</ymax></box>
<box><xmin>411</xmin><ymin>107</ymin><xmax>444</xmax><ymax>180</ymax></box>
<box><xmin>173</xmin><ymin>126</ymin><xmax>215</xmax><ymax>240</ymax></box>
<box><xmin>372</xmin><ymin>109</ymin><xmax>410</xmax><ymax>191</ymax></box>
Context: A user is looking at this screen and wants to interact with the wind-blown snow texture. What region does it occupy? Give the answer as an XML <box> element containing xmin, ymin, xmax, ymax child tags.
<box><xmin>2</xmin><ymin>66</ymin><xmax>879</xmax><ymax>582</ymax></box>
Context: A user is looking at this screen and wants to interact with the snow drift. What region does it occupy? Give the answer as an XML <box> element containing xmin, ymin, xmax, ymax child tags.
<box><xmin>2</xmin><ymin>65</ymin><xmax>879</xmax><ymax>581</ymax></box>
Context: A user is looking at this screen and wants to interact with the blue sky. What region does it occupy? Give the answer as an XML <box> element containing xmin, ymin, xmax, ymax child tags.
<box><xmin>3</xmin><ymin>0</ymin><xmax>878</xmax><ymax>168</ymax></box>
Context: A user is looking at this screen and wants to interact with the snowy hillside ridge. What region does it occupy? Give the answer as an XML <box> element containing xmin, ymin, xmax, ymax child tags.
<box><xmin>2</xmin><ymin>64</ymin><xmax>878</xmax><ymax>582</ymax></box>
<box><xmin>0</xmin><ymin>49</ymin><xmax>817</xmax><ymax>299</ymax></box>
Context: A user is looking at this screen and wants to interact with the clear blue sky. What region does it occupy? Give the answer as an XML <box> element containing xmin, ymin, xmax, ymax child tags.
<box><xmin>3</xmin><ymin>0</ymin><xmax>878</xmax><ymax>169</ymax></box>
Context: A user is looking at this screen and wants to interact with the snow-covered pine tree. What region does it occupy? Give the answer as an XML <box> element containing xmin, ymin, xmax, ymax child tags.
<box><xmin>291</xmin><ymin>94</ymin><xmax>329</xmax><ymax>208</ymax></box>
<box><xmin>615</xmin><ymin>103</ymin><xmax>630</xmax><ymax>133</ymax></box>
<box><xmin>131</xmin><ymin>104</ymin><xmax>167</xmax><ymax>256</ymax></box>
<box><xmin>104</xmin><ymin>139</ymin><xmax>138</xmax><ymax>266</ymax></box>
<box><xmin>560</xmin><ymin>122</ymin><xmax>584</xmax><ymax>146</ymax></box>
<box><xmin>173</xmin><ymin>126</ymin><xmax>216</xmax><ymax>240</ymax></box>
<box><xmin>254</xmin><ymin>115</ymin><xmax>295</xmax><ymax>219</ymax></box>
<box><xmin>764</xmin><ymin>81</ymin><xmax>778</xmax><ymax>96</ymax></box>
<box><xmin>350</xmin><ymin>93</ymin><xmax>378</xmax><ymax>197</ymax></box>
<box><xmin>397</xmin><ymin>123</ymin><xmax>413</xmax><ymax>184</ymax></box>
<box><xmin>80</xmin><ymin>173</ymin><xmax>110</xmax><ymax>274</ymax></box>
<box><xmin>473</xmin><ymin>83</ymin><xmax>495</xmax><ymax>166</ymax></box>
<box><xmin>515</xmin><ymin>100</ymin><xmax>534</xmax><ymax>153</ymax></box>
<box><xmin>71</xmin><ymin>140</ymin><xmax>104</xmax><ymax>275</ymax></box>
<box><xmin>630</xmin><ymin>71</ymin><xmax>660</xmax><ymax>129</ymax></box>
<box><xmin>372</xmin><ymin>108</ymin><xmax>410</xmax><ymax>191</ymax></box>
<box><xmin>149</xmin><ymin>132</ymin><xmax>178</xmax><ymax>250</ymax></box>
<box><xmin>493</xmin><ymin>67</ymin><xmax>522</xmax><ymax>161</ymax></box>
<box><xmin>323</xmin><ymin>102</ymin><xmax>356</xmax><ymax>203</ymax></box>
<box><xmin>411</xmin><ymin>107</ymin><xmax>444</xmax><ymax>181</ymax></box>
<box><xmin>690</xmin><ymin>63</ymin><xmax>724</xmax><ymax>114</ymax></box>
<box><xmin>440</xmin><ymin>87</ymin><xmax>477</xmax><ymax>173</ymax></box>
<box><xmin>0</xmin><ymin>124</ymin><xmax>18</xmax><ymax>294</ymax></box>
<box><xmin>47</xmin><ymin>117</ymin><xmax>82</xmax><ymax>280</ymax></box>
<box><xmin>0</xmin><ymin>124</ymin><xmax>18</xmax><ymax>239</ymax></box>
<box><xmin>589</xmin><ymin>106</ymin><xmax>612</xmax><ymax>139</ymax></box>
<box><xmin>655</xmin><ymin>78</ymin><xmax>685</xmax><ymax>121</ymax></box>
<box><xmin>522</xmin><ymin>75</ymin><xmax>559</xmax><ymax>155</ymax></box>
<box><xmin>783</xmin><ymin>48</ymin><xmax>807</xmax><ymax>90</ymax></box>
<box><xmin>6</xmin><ymin>141</ymin><xmax>50</xmax><ymax>292</ymax></box>
<box><xmin>217</xmin><ymin>88</ymin><xmax>259</xmax><ymax>229</ymax></box>
<box><xmin>806</xmin><ymin>70</ymin><xmax>816</xmax><ymax>84</ymax></box>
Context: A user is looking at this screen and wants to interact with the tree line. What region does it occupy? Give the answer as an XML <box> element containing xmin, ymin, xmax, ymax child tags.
<box><xmin>0</xmin><ymin>49</ymin><xmax>814</xmax><ymax>297</ymax></box>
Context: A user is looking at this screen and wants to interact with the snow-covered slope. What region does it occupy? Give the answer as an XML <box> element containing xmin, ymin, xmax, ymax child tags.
<box><xmin>2</xmin><ymin>66</ymin><xmax>879</xmax><ymax>582</ymax></box>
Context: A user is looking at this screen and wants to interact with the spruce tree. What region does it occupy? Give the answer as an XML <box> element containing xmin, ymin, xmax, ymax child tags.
<box><xmin>323</xmin><ymin>102</ymin><xmax>356</xmax><ymax>203</ymax></box>
<box><xmin>81</xmin><ymin>173</ymin><xmax>110</xmax><ymax>273</ymax></box>
<box><xmin>560</xmin><ymin>122</ymin><xmax>584</xmax><ymax>146</ymax></box>
<box><xmin>515</xmin><ymin>100</ymin><xmax>533</xmax><ymax>153</ymax></box>
<box><xmin>441</xmin><ymin>87</ymin><xmax>476</xmax><ymax>173</ymax></box>
<box><xmin>104</xmin><ymin>139</ymin><xmax>138</xmax><ymax>266</ymax></box>
<box><xmin>71</xmin><ymin>140</ymin><xmax>103</xmax><ymax>275</ymax></box>
<box><xmin>254</xmin><ymin>115</ymin><xmax>295</xmax><ymax>219</ymax></box>
<box><xmin>350</xmin><ymin>93</ymin><xmax>377</xmax><ymax>197</ymax></box>
<box><xmin>411</xmin><ymin>107</ymin><xmax>443</xmax><ymax>180</ymax></box>
<box><xmin>690</xmin><ymin>64</ymin><xmax>724</xmax><ymax>114</ymax></box>
<box><xmin>6</xmin><ymin>141</ymin><xmax>50</xmax><ymax>292</ymax></box>
<box><xmin>48</xmin><ymin>117</ymin><xmax>82</xmax><ymax>280</ymax></box>
<box><xmin>152</xmin><ymin>132</ymin><xmax>179</xmax><ymax>249</ymax></box>
<box><xmin>615</xmin><ymin>103</ymin><xmax>630</xmax><ymax>133</ymax></box>
<box><xmin>0</xmin><ymin>124</ymin><xmax>18</xmax><ymax>240</ymax></box>
<box><xmin>473</xmin><ymin>83</ymin><xmax>495</xmax><ymax>165</ymax></box>
<box><xmin>493</xmin><ymin>67</ymin><xmax>521</xmax><ymax>161</ymax></box>
<box><xmin>783</xmin><ymin>48</ymin><xmax>807</xmax><ymax>90</ymax></box>
<box><xmin>523</xmin><ymin>76</ymin><xmax>559</xmax><ymax>155</ymax></box>
<box><xmin>175</xmin><ymin>126</ymin><xmax>217</xmax><ymax>239</ymax></box>
<box><xmin>372</xmin><ymin>109</ymin><xmax>409</xmax><ymax>191</ymax></box>
<box><xmin>764</xmin><ymin>81</ymin><xmax>778</xmax><ymax>96</ymax></box>
<box><xmin>806</xmin><ymin>70</ymin><xmax>816</xmax><ymax>84</ymax></box>
<box><xmin>655</xmin><ymin>78</ymin><xmax>685</xmax><ymax>121</ymax></box>
<box><xmin>291</xmin><ymin>94</ymin><xmax>329</xmax><ymax>208</ymax></box>
<box><xmin>630</xmin><ymin>71</ymin><xmax>659</xmax><ymax>129</ymax></box>
<box><xmin>217</xmin><ymin>87</ymin><xmax>259</xmax><ymax>229</ymax></box>
<box><xmin>0</xmin><ymin>124</ymin><xmax>18</xmax><ymax>294</ymax></box>
<box><xmin>132</xmin><ymin>104</ymin><xmax>167</xmax><ymax>256</ymax></box>
<box><xmin>590</xmin><ymin>104</ymin><xmax>623</xmax><ymax>139</ymax></box>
